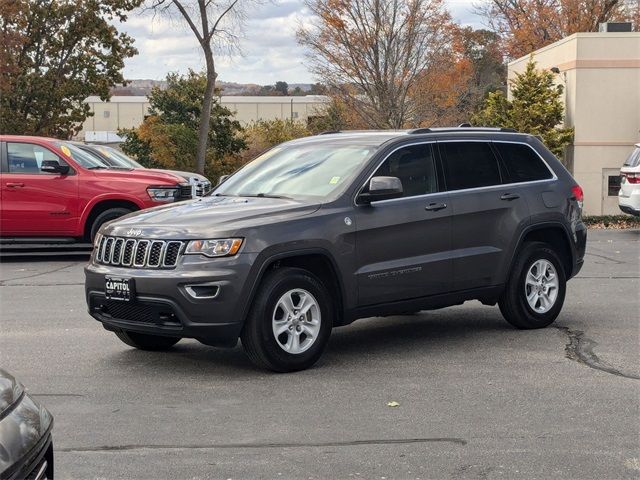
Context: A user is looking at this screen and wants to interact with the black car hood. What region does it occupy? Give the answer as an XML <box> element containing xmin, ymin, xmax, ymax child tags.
<box><xmin>104</xmin><ymin>195</ymin><xmax>321</xmax><ymax>238</ymax></box>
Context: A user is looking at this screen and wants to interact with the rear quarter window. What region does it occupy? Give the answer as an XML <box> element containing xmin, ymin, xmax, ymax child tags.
<box><xmin>494</xmin><ymin>143</ymin><xmax>553</xmax><ymax>183</ymax></box>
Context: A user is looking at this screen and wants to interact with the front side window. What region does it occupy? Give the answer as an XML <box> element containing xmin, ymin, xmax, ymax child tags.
<box><xmin>369</xmin><ymin>144</ymin><xmax>437</xmax><ymax>198</ymax></box>
<box><xmin>215</xmin><ymin>142</ymin><xmax>377</xmax><ymax>200</ymax></box>
<box><xmin>7</xmin><ymin>142</ymin><xmax>66</xmax><ymax>174</ymax></box>
<box><xmin>495</xmin><ymin>142</ymin><xmax>552</xmax><ymax>183</ymax></box>
<box><xmin>440</xmin><ymin>141</ymin><xmax>501</xmax><ymax>191</ymax></box>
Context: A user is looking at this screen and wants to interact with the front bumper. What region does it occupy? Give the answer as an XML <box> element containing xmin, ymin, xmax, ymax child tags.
<box><xmin>0</xmin><ymin>394</ymin><xmax>54</xmax><ymax>480</ymax></box>
<box><xmin>84</xmin><ymin>252</ymin><xmax>258</xmax><ymax>347</ymax></box>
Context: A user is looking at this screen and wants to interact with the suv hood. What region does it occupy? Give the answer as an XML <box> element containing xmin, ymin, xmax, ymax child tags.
<box><xmin>91</xmin><ymin>168</ymin><xmax>184</xmax><ymax>185</ymax></box>
<box><xmin>104</xmin><ymin>195</ymin><xmax>320</xmax><ymax>238</ymax></box>
<box><xmin>148</xmin><ymin>169</ymin><xmax>209</xmax><ymax>183</ymax></box>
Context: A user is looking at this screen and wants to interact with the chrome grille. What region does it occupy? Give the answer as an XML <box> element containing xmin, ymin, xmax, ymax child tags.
<box><xmin>194</xmin><ymin>181</ymin><xmax>212</xmax><ymax>197</ymax></box>
<box><xmin>96</xmin><ymin>237</ymin><xmax>183</xmax><ymax>269</ymax></box>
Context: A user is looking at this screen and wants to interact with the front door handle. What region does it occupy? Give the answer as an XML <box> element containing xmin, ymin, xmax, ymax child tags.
<box><xmin>500</xmin><ymin>193</ymin><xmax>520</xmax><ymax>201</ymax></box>
<box><xmin>425</xmin><ymin>202</ymin><xmax>447</xmax><ymax>211</ymax></box>
<box><xmin>6</xmin><ymin>182</ymin><xmax>25</xmax><ymax>188</ymax></box>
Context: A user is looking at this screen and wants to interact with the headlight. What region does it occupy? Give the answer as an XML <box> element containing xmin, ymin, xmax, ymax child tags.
<box><xmin>184</xmin><ymin>238</ymin><xmax>243</xmax><ymax>258</ymax></box>
<box><xmin>147</xmin><ymin>186</ymin><xmax>180</xmax><ymax>202</ymax></box>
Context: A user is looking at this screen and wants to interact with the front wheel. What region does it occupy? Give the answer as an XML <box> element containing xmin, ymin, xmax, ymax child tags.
<box><xmin>114</xmin><ymin>330</ymin><xmax>181</xmax><ymax>350</ymax></box>
<box><xmin>499</xmin><ymin>242</ymin><xmax>567</xmax><ymax>329</ymax></box>
<box><xmin>241</xmin><ymin>267</ymin><xmax>333</xmax><ymax>372</ymax></box>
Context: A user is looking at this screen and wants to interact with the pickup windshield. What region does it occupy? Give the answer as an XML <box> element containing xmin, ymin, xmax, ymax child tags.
<box><xmin>215</xmin><ymin>143</ymin><xmax>377</xmax><ymax>200</ymax></box>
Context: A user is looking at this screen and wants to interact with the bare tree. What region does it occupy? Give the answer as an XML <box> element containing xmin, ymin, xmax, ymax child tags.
<box><xmin>150</xmin><ymin>0</ymin><xmax>247</xmax><ymax>174</ymax></box>
<box><xmin>297</xmin><ymin>0</ymin><xmax>453</xmax><ymax>129</ymax></box>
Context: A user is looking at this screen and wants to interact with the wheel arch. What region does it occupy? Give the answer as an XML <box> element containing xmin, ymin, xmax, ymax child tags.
<box><xmin>511</xmin><ymin>222</ymin><xmax>575</xmax><ymax>279</ymax></box>
<box><xmin>82</xmin><ymin>198</ymin><xmax>141</xmax><ymax>241</ymax></box>
<box><xmin>241</xmin><ymin>249</ymin><xmax>347</xmax><ymax>328</ymax></box>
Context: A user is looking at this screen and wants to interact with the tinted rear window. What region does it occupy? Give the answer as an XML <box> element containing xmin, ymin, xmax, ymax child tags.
<box><xmin>495</xmin><ymin>143</ymin><xmax>553</xmax><ymax>183</ymax></box>
<box><xmin>440</xmin><ymin>141</ymin><xmax>501</xmax><ymax>190</ymax></box>
<box><xmin>623</xmin><ymin>147</ymin><xmax>640</xmax><ymax>167</ymax></box>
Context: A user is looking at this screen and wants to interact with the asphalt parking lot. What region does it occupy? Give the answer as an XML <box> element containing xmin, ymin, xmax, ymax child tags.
<box><xmin>1</xmin><ymin>229</ymin><xmax>638</xmax><ymax>480</ymax></box>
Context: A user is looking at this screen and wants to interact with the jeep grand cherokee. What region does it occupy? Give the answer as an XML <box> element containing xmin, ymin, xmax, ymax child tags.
<box><xmin>85</xmin><ymin>128</ymin><xmax>587</xmax><ymax>372</ymax></box>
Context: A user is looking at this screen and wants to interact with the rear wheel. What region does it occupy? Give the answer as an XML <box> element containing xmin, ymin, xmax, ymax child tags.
<box><xmin>241</xmin><ymin>267</ymin><xmax>333</xmax><ymax>372</ymax></box>
<box><xmin>114</xmin><ymin>330</ymin><xmax>180</xmax><ymax>350</ymax></box>
<box><xmin>89</xmin><ymin>207</ymin><xmax>133</xmax><ymax>242</ymax></box>
<box><xmin>499</xmin><ymin>241</ymin><xmax>567</xmax><ymax>329</ymax></box>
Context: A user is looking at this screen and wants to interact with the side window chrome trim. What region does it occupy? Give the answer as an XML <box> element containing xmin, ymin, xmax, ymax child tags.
<box><xmin>353</xmin><ymin>141</ymin><xmax>438</xmax><ymax>207</ymax></box>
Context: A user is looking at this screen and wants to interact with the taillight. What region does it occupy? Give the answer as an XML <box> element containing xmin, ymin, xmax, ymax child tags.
<box><xmin>571</xmin><ymin>185</ymin><xmax>584</xmax><ymax>210</ymax></box>
<box><xmin>622</xmin><ymin>172</ymin><xmax>640</xmax><ymax>184</ymax></box>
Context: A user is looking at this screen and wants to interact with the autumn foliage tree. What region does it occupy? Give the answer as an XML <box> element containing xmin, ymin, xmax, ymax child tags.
<box><xmin>472</xmin><ymin>59</ymin><xmax>574</xmax><ymax>159</ymax></box>
<box><xmin>120</xmin><ymin>71</ymin><xmax>246</xmax><ymax>179</ymax></box>
<box><xmin>298</xmin><ymin>0</ymin><xmax>453</xmax><ymax>129</ymax></box>
<box><xmin>478</xmin><ymin>0</ymin><xmax>640</xmax><ymax>59</ymax></box>
<box><xmin>0</xmin><ymin>0</ymin><xmax>141</xmax><ymax>138</ymax></box>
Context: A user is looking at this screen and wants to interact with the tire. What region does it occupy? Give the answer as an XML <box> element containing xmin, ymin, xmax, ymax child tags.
<box><xmin>114</xmin><ymin>330</ymin><xmax>180</xmax><ymax>351</ymax></box>
<box><xmin>89</xmin><ymin>207</ymin><xmax>133</xmax><ymax>242</ymax></box>
<box><xmin>241</xmin><ymin>267</ymin><xmax>333</xmax><ymax>372</ymax></box>
<box><xmin>499</xmin><ymin>241</ymin><xmax>567</xmax><ymax>329</ymax></box>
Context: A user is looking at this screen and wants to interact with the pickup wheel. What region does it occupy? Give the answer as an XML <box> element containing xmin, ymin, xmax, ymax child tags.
<box><xmin>499</xmin><ymin>241</ymin><xmax>566</xmax><ymax>329</ymax></box>
<box><xmin>89</xmin><ymin>207</ymin><xmax>132</xmax><ymax>242</ymax></box>
<box><xmin>114</xmin><ymin>330</ymin><xmax>180</xmax><ymax>350</ymax></box>
<box><xmin>241</xmin><ymin>267</ymin><xmax>333</xmax><ymax>372</ymax></box>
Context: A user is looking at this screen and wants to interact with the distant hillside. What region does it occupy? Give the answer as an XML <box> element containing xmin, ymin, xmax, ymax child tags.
<box><xmin>111</xmin><ymin>79</ymin><xmax>315</xmax><ymax>97</ymax></box>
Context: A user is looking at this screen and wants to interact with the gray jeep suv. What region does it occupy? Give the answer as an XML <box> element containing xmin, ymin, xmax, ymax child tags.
<box><xmin>85</xmin><ymin>128</ymin><xmax>587</xmax><ymax>372</ymax></box>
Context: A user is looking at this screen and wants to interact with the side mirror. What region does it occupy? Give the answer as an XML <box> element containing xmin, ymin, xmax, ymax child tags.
<box><xmin>41</xmin><ymin>159</ymin><xmax>70</xmax><ymax>175</ymax></box>
<box><xmin>218</xmin><ymin>174</ymin><xmax>230</xmax><ymax>185</ymax></box>
<box><xmin>357</xmin><ymin>176</ymin><xmax>403</xmax><ymax>204</ymax></box>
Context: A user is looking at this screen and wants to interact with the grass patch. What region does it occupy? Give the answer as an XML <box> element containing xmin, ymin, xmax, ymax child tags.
<box><xmin>583</xmin><ymin>215</ymin><xmax>640</xmax><ymax>229</ymax></box>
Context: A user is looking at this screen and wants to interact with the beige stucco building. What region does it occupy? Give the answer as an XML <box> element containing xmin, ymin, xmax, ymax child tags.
<box><xmin>508</xmin><ymin>32</ymin><xmax>640</xmax><ymax>215</ymax></box>
<box><xmin>80</xmin><ymin>95</ymin><xmax>329</xmax><ymax>143</ymax></box>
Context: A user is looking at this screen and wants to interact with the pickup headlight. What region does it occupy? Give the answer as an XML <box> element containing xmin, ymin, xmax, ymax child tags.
<box><xmin>147</xmin><ymin>186</ymin><xmax>180</xmax><ymax>202</ymax></box>
<box><xmin>184</xmin><ymin>238</ymin><xmax>243</xmax><ymax>258</ymax></box>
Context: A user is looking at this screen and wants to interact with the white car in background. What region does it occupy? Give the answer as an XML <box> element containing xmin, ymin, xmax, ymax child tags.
<box><xmin>619</xmin><ymin>144</ymin><xmax>640</xmax><ymax>216</ymax></box>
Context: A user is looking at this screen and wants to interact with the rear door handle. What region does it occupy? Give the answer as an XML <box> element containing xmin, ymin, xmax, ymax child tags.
<box><xmin>500</xmin><ymin>193</ymin><xmax>520</xmax><ymax>201</ymax></box>
<box><xmin>6</xmin><ymin>182</ymin><xmax>25</xmax><ymax>188</ymax></box>
<box><xmin>425</xmin><ymin>202</ymin><xmax>447</xmax><ymax>211</ymax></box>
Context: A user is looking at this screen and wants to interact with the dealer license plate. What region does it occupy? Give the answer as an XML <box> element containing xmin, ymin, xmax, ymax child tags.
<box><xmin>105</xmin><ymin>276</ymin><xmax>135</xmax><ymax>302</ymax></box>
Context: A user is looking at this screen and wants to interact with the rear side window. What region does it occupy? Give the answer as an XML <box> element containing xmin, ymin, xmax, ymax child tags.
<box><xmin>495</xmin><ymin>143</ymin><xmax>553</xmax><ymax>183</ymax></box>
<box><xmin>623</xmin><ymin>147</ymin><xmax>640</xmax><ymax>167</ymax></box>
<box><xmin>440</xmin><ymin>141</ymin><xmax>501</xmax><ymax>191</ymax></box>
<box><xmin>6</xmin><ymin>142</ymin><xmax>64</xmax><ymax>174</ymax></box>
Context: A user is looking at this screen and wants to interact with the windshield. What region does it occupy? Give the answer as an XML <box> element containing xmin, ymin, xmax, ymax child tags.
<box><xmin>215</xmin><ymin>143</ymin><xmax>377</xmax><ymax>200</ymax></box>
<box><xmin>95</xmin><ymin>146</ymin><xmax>145</xmax><ymax>169</ymax></box>
<box><xmin>56</xmin><ymin>142</ymin><xmax>109</xmax><ymax>169</ymax></box>
<box><xmin>623</xmin><ymin>147</ymin><xmax>640</xmax><ymax>167</ymax></box>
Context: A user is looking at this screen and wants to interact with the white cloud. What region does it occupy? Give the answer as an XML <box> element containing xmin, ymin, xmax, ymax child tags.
<box><xmin>117</xmin><ymin>0</ymin><xmax>481</xmax><ymax>84</ymax></box>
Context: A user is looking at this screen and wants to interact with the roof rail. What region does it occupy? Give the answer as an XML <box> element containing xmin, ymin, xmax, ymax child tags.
<box><xmin>407</xmin><ymin>126</ymin><xmax>518</xmax><ymax>134</ymax></box>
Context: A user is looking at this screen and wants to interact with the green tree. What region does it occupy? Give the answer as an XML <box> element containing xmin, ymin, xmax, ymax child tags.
<box><xmin>0</xmin><ymin>0</ymin><xmax>141</xmax><ymax>138</ymax></box>
<box><xmin>119</xmin><ymin>70</ymin><xmax>246</xmax><ymax>179</ymax></box>
<box><xmin>274</xmin><ymin>81</ymin><xmax>289</xmax><ymax>96</ymax></box>
<box><xmin>472</xmin><ymin>59</ymin><xmax>574</xmax><ymax>159</ymax></box>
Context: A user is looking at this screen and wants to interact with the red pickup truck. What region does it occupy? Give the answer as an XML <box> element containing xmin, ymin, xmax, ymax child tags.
<box><xmin>0</xmin><ymin>136</ymin><xmax>191</xmax><ymax>243</ymax></box>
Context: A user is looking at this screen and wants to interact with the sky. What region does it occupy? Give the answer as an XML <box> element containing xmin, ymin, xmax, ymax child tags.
<box><xmin>117</xmin><ymin>0</ymin><xmax>484</xmax><ymax>85</ymax></box>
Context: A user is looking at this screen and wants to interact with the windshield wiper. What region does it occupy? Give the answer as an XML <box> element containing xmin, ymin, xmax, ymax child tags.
<box><xmin>241</xmin><ymin>193</ymin><xmax>293</xmax><ymax>200</ymax></box>
<box><xmin>87</xmin><ymin>165</ymin><xmax>108</xmax><ymax>170</ymax></box>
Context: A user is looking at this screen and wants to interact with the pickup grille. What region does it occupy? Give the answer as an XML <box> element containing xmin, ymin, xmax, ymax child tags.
<box><xmin>96</xmin><ymin>236</ymin><xmax>184</xmax><ymax>268</ymax></box>
<box><xmin>194</xmin><ymin>180</ymin><xmax>212</xmax><ymax>197</ymax></box>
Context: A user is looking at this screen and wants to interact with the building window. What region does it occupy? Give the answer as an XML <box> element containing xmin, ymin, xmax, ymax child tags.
<box><xmin>608</xmin><ymin>175</ymin><xmax>621</xmax><ymax>196</ymax></box>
